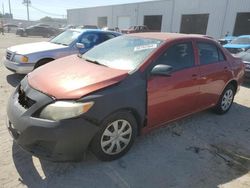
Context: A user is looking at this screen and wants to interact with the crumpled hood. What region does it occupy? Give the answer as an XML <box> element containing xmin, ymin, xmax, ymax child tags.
<box><xmin>7</xmin><ymin>41</ymin><xmax>67</xmax><ymax>55</ymax></box>
<box><xmin>223</xmin><ymin>44</ymin><xmax>250</xmax><ymax>49</ymax></box>
<box><xmin>28</xmin><ymin>55</ymin><xmax>129</xmax><ymax>99</ymax></box>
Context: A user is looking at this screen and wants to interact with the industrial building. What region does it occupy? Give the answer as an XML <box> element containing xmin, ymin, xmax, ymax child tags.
<box><xmin>67</xmin><ymin>0</ymin><xmax>250</xmax><ymax>39</ymax></box>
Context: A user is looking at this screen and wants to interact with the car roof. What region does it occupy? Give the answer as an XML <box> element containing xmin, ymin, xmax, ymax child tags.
<box><xmin>128</xmin><ymin>32</ymin><xmax>214</xmax><ymax>42</ymax></box>
<box><xmin>237</xmin><ymin>35</ymin><xmax>250</xmax><ymax>38</ymax></box>
<box><xmin>69</xmin><ymin>28</ymin><xmax>120</xmax><ymax>35</ymax></box>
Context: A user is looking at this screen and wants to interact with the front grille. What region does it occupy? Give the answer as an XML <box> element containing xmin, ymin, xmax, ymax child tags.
<box><xmin>6</xmin><ymin>51</ymin><xmax>12</xmax><ymax>60</ymax></box>
<box><xmin>18</xmin><ymin>86</ymin><xmax>36</xmax><ymax>109</ymax></box>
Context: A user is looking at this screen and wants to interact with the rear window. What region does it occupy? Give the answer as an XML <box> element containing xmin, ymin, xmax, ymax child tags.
<box><xmin>197</xmin><ymin>42</ymin><xmax>225</xmax><ymax>64</ymax></box>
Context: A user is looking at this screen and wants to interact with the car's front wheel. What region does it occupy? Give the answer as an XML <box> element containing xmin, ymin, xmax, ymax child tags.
<box><xmin>91</xmin><ymin>111</ymin><xmax>137</xmax><ymax>161</ymax></box>
<box><xmin>214</xmin><ymin>84</ymin><xmax>236</xmax><ymax>114</ymax></box>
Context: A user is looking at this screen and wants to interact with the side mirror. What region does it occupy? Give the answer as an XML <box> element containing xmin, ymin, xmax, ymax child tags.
<box><xmin>151</xmin><ymin>64</ymin><xmax>173</xmax><ymax>76</ymax></box>
<box><xmin>76</xmin><ymin>43</ymin><xmax>85</xmax><ymax>49</ymax></box>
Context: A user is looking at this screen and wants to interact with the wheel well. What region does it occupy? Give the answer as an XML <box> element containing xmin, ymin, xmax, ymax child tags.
<box><xmin>228</xmin><ymin>80</ymin><xmax>238</xmax><ymax>92</ymax></box>
<box><xmin>35</xmin><ymin>58</ymin><xmax>54</xmax><ymax>68</ymax></box>
<box><xmin>104</xmin><ymin>108</ymin><xmax>144</xmax><ymax>136</ymax></box>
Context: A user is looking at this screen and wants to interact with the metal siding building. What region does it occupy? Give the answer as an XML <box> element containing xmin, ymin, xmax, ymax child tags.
<box><xmin>67</xmin><ymin>0</ymin><xmax>250</xmax><ymax>39</ymax></box>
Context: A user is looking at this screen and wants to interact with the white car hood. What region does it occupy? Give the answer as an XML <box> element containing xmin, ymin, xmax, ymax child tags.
<box><xmin>7</xmin><ymin>41</ymin><xmax>67</xmax><ymax>55</ymax></box>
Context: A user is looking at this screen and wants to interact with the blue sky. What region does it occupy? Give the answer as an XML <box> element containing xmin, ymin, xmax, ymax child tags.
<box><xmin>0</xmin><ymin>0</ymin><xmax>153</xmax><ymax>20</ymax></box>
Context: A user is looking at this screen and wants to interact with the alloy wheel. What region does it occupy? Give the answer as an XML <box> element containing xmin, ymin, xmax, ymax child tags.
<box><xmin>221</xmin><ymin>89</ymin><xmax>233</xmax><ymax>111</ymax></box>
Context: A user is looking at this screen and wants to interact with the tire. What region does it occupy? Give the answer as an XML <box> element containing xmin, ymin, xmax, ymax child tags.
<box><xmin>213</xmin><ymin>84</ymin><xmax>236</xmax><ymax>114</ymax></box>
<box><xmin>22</xmin><ymin>32</ymin><xmax>28</xmax><ymax>37</ymax></box>
<box><xmin>43</xmin><ymin>33</ymin><xmax>51</xmax><ymax>38</ymax></box>
<box><xmin>91</xmin><ymin>111</ymin><xmax>137</xmax><ymax>161</ymax></box>
<box><xmin>34</xmin><ymin>59</ymin><xmax>53</xmax><ymax>69</ymax></box>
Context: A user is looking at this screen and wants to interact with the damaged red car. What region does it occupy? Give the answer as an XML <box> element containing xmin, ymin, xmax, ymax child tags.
<box><xmin>7</xmin><ymin>33</ymin><xmax>245</xmax><ymax>161</ymax></box>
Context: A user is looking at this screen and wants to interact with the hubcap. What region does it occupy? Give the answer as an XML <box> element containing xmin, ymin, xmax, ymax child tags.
<box><xmin>101</xmin><ymin>119</ymin><xmax>132</xmax><ymax>155</ymax></box>
<box><xmin>221</xmin><ymin>89</ymin><xmax>233</xmax><ymax>111</ymax></box>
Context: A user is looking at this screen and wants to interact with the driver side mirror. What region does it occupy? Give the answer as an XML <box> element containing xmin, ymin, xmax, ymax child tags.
<box><xmin>151</xmin><ymin>64</ymin><xmax>173</xmax><ymax>76</ymax></box>
<box><xmin>76</xmin><ymin>43</ymin><xmax>85</xmax><ymax>49</ymax></box>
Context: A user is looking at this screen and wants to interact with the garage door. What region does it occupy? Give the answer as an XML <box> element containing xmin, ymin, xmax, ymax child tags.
<box><xmin>117</xmin><ymin>16</ymin><xmax>130</xmax><ymax>30</ymax></box>
<box><xmin>233</xmin><ymin>12</ymin><xmax>250</xmax><ymax>36</ymax></box>
<box><xmin>180</xmin><ymin>14</ymin><xmax>209</xmax><ymax>35</ymax></box>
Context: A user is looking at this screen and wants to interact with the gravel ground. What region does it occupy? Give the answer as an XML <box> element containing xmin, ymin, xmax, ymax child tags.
<box><xmin>0</xmin><ymin>33</ymin><xmax>250</xmax><ymax>188</ymax></box>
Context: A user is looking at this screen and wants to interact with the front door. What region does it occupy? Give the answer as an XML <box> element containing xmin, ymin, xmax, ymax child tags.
<box><xmin>147</xmin><ymin>41</ymin><xmax>200</xmax><ymax>128</ymax></box>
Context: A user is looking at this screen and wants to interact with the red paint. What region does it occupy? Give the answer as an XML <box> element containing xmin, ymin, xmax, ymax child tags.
<box><xmin>27</xmin><ymin>33</ymin><xmax>244</xmax><ymax>134</ymax></box>
<box><xmin>142</xmin><ymin>35</ymin><xmax>244</xmax><ymax>133</ymax></box>
<box><xmin>28</xmin><ymin>55</ymin><xmax>128</xmax><ymax>99</ymax></box>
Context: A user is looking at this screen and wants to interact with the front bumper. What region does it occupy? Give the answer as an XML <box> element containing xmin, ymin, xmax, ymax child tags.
<box><xmin>6</xmin><ymin>77</ymin><xmax>99</xmax><ymax>161</ymax></box>
<box><xmin>3</xmin><ymin>58</ymin><xmax>35</xmax><ymax>74</ymax></box>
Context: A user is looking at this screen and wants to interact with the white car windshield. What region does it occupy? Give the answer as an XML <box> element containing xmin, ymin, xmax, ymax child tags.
<box><xmin>82</xmin><ymin>36</ymin><xmax>163</xmax><ymax>71</ymax></box>
<box><xmin>231</xmin><ymin>37</ymin><xmax>250</xmax><ymax>45</ymax></box>
<box><xmin>50</xmin><ymin>30</ymin><xmax>81</xmax><ymax>46</ymax></box>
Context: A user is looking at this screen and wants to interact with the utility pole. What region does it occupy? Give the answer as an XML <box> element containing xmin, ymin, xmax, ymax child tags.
<box><xmin>2</xmin><ymin>3</ymin><xmax>4</xmax><ymax>15</ymax></box>
<box><xmin>22</xmin><ymin>0</ymin><xmax>31</xmax><ymax>21</ymax></box>
<box><xmin>8</xmin><ymin>0</ymin><xmax>12</xmax><ymax>18</ymax></box>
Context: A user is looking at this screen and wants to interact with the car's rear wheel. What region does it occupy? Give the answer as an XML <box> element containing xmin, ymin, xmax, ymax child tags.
<box><xmin>21</xmin><ymin>31</ymin><xmax>28</xmax><ymax>37</ymax></box>
<box><xmin>91</xmin><ymin>111</ymin><xmax>137</xmax><ymax>161</ymax></box>
<box><xmin>214</xmin><ymin>84</ymin><xmax>236</xmax><ymax>114</ymax></box>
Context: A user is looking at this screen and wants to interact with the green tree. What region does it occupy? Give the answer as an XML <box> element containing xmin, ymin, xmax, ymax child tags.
<box><xmin>40</xmin><ymin>16</ymin><xmax>54</xmax><ymax>22</ymax></box>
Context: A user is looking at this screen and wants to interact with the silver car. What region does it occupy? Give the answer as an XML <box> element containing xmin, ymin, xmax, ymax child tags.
<box><xmin>3</xmin><ymin>29</ymin><xmax>121</xmax><ymax>74</ymax></box>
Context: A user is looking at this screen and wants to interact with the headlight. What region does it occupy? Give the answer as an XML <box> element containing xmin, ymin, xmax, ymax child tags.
<box><xmin>14</xmin><ymin>55</ymin><xmax>29</xmax><ymax>63</ymax></box>
<box><xmin>39</xmin><ymin>101</ymin><xmax>94</xmax><ymax>121</ymax></box>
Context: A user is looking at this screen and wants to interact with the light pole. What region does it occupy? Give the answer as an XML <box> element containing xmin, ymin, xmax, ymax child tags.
<box><xmin>8</xmin><ymin>0</ymin><xmax>12</xmax><ymax>18</ymax></box>
<box><xmin>22</xmin><ymin>0</ymin><xmax>31</xmax><ymax>21</ymax></box>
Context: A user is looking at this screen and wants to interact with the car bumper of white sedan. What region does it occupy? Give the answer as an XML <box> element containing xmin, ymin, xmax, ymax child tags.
<box><xmin>3</xmin><ymin>58</ymin><xmax>35</xmax><ymax>74</ymax></box>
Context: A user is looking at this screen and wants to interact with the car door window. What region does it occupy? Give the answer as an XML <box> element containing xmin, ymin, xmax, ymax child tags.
<box><xmin>197</xmin><ymin>42</ymin><xmax>223</xmax><ymax>64</ymax></box>
<box><xmin>79</xmin><ymin>33</ymin><xmax>100</xmax><ymax>48</ymax></box>
<box><xmin>218</xmin><ymin>48</ymin><xmax>226</xmax><ymax>61</ymax></box>
<box><xmin>155</xmin><ymin>42</ymin><xmax>195</xmax><ymax>71</ymax></box>
<box><xmin>102</xmin><ymin>33</ymin><xmax>116</xmax><ymax>42</ymax></box>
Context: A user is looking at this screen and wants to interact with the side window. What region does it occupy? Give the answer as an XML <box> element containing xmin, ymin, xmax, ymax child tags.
<box><xmin>102</xmin><ymin>33</ymin><xmax>116</xmax><ymax>42</ymax></box>
<box><xmin>218</xmin><ymin>48</ymin><xmax>226</xmax><ymax>61</ymax></box>
<box><xmin>197</xmin><ymin>42</ymin><xmax>220</xmax><ymax>64</ymax></box>
<box><xmin>155</xmin><ymin>42</ymin><xmax>195</xmax><ymax>71</ymax></box>
<box><xmin>79</xmin><ymin>33</ymin><xmax>100</xmax><ymax>48</ymax></box>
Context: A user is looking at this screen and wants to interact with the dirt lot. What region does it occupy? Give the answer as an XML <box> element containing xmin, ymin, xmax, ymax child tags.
<box><xmin>0</xmin><ymin>33</ymin><xmax>250</xmax><ymax>188</ymax></box>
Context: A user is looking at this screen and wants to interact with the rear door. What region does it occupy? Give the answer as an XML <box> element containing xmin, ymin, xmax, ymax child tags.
<box><xmin>147</xmin><ymin>41</ymin><xmax>200</xmax><ymax>128</ymax></box>
<box><xmin>195</xmin><ymin>41</ymin><xmax>233</xmax><ymax>109</ymax></box>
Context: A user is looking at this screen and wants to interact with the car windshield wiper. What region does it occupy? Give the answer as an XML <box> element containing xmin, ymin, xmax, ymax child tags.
<box><xmin>83</xmin><ymin>57</ymin><xmax>106</xmax><ymax>67</ymax></box>
<box><xmin>51</xmin><ymin>41</ymin><xmax>68</xmax><ymax>46</ymax></box>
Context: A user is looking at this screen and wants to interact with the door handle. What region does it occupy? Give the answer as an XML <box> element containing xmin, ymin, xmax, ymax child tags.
<box><xmin>192</xmin><ymin>74</ymin><xmax>198</xmax><ymax>80</ymax></box>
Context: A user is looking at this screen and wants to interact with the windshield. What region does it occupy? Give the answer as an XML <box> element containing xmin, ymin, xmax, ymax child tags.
<box><xmin>231</xmin><ymin>37</ymin><xmax>250</xmax><ymax>44</ymax></box>
<box><xmin>50</xmin><ymin>30</ymin><xmax>81</xmax><ymax>46</ymax></box>
<box><xmin>82</xmin><ymin>36</ymin><xmax>163</xmax><ymax>70</ymax></box>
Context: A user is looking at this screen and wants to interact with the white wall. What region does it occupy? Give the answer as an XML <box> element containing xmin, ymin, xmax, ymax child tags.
<box><xmin>67</xmin><ymin>0</ymin><xmax>250</xmax><ymax>39</ymax></box>
<box><xmin>137</xmin><ymin>0</ymin><xmax>174</xmax><ymax>32</ymax></box>
<box><xmin>222</xmin><ymin>0</ymin><xmax>250</xmax><ymax>37</ymax></box>
<box><xmin>172</xmin><ymin>0</ymin><xmax>228</xmax><ymax>38</ymax></box>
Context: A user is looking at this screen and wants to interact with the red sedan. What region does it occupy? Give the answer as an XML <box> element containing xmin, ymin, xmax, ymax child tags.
<box><xmin>7</xmin><ymin>33</ymin><xmax>245</xmax><ymax>161</ymax></box>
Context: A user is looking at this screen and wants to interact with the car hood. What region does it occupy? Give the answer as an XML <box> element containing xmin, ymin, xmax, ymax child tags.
<box><xmin>28</xmin><ymin>55</ymin><xmax>129</xmax><ymax>99</ymax></box>
<box><xmin>7</xmin><ymin>41</ymin><xmax>67</xmax><ymax>55</ymax></box>
<box><xmin>223</xmin><ymin>44</ymin><xmax>250</xmax><ymax>49</ymax></box>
